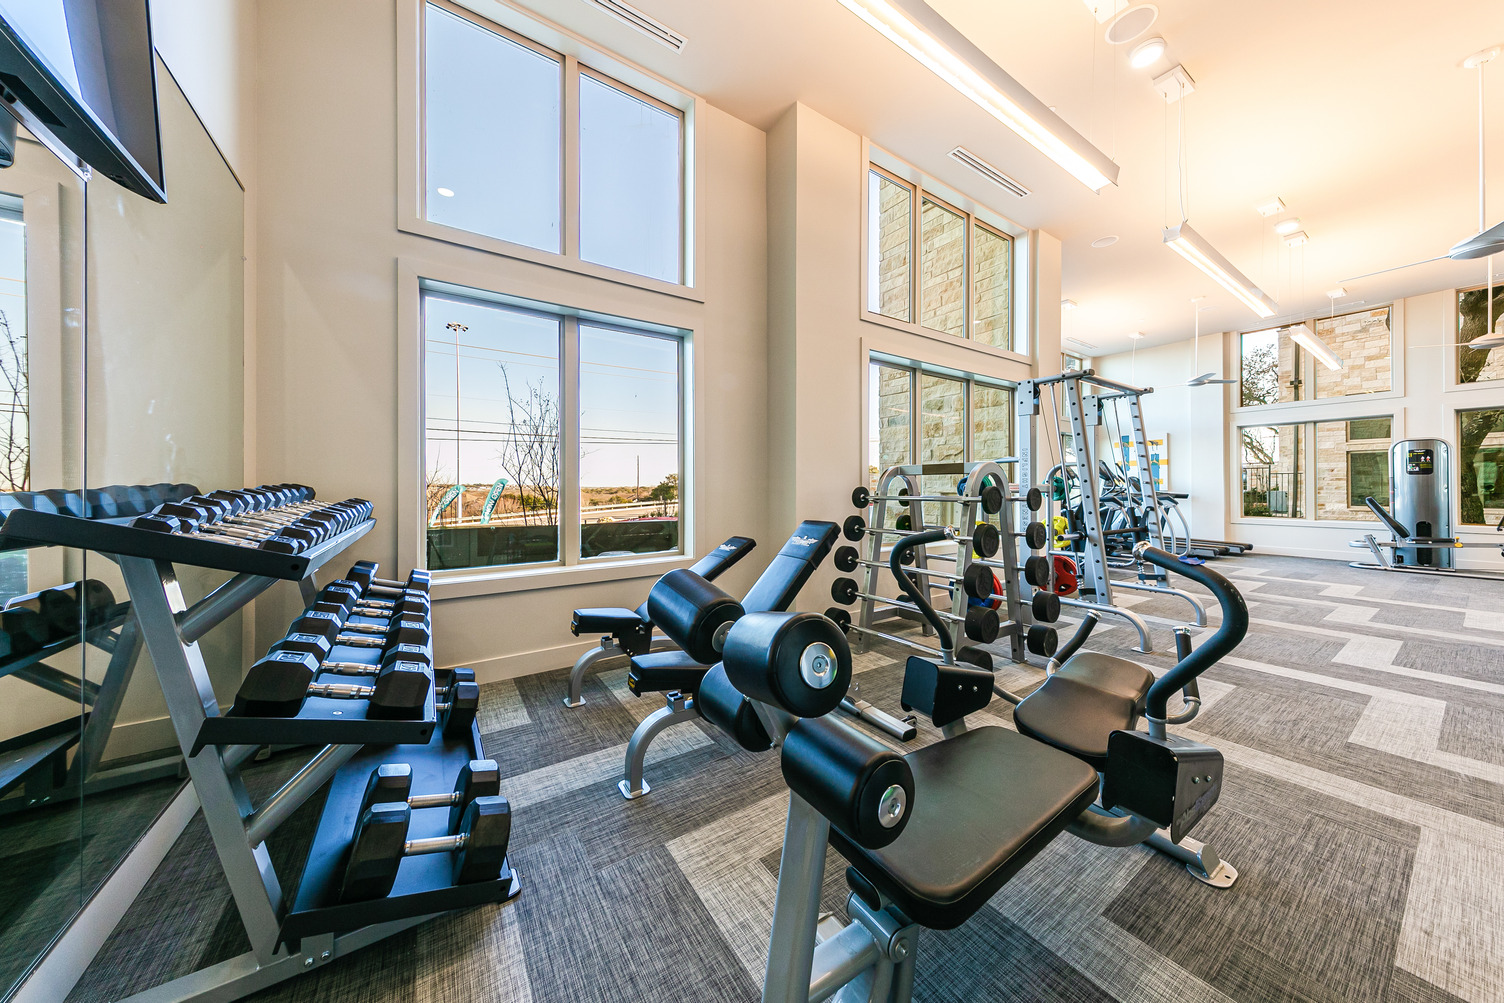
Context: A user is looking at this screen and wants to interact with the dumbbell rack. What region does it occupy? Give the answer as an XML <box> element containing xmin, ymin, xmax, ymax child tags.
<box><xmin>0</xmin><ymin>500</ymin><xmax>519</xmax><ymax>1003</ymax></box>
<box><xmin>855</xmin><ymin>460</ymin><xmax>1028</xmax><ymax>665</ymax></box>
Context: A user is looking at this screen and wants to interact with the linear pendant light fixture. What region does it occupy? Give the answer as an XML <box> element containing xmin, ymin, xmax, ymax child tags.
<box><xmin>836</xmin><ymin>0</ymin><xmax>1120</xmax><ymax>191</ymax></box>
<box><xmin>1289</xmin><ymin>324</ymin><xmax>1343</xmax><ymax>372</ymax></box>
<box><xmin>1162</xmin><ymin>222</ymin><xmax>1277</xmax><ymax>318</ymax></box>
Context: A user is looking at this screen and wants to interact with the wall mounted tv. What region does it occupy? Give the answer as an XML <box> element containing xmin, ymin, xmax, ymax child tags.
<box><xmin>0</xmin><ymin>0</ymin><xmax>164</xmax><ymax>202</ymax></box>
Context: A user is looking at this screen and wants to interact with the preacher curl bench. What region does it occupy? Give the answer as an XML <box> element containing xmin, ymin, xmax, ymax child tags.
<box><xmin>639</xmin><ymin>531</ymin><xmax>1247</xmax><ymax>1002</ymax></box>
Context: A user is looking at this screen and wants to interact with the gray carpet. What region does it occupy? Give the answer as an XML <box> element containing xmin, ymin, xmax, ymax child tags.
<box><xmin>66</xmin><ymin>554</ymin><xmax>1504</xmax><ymax>1002</ymax></box>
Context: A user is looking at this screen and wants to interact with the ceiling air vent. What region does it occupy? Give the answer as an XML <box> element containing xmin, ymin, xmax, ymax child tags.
<box><xmin>948</xmin><ymin>147</ymin><xmax>1029</xmax><ymax>198</ymax></box>
<box><xmin>584</xmin><ymin>0</ymin><xmax>686</xmax><ymax>51</ymax></box>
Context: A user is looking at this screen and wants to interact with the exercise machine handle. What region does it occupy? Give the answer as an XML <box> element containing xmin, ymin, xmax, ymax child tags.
<box><xmin>889</xmin><ymin>529</ymin><xmax>954</xmax><ymax>652</ymax></box>
<box><xmin>1046</xmin><ymin>611</ymin><xmax>1099</xmax><ymax>673</ymax></box>
<box><xmin>1364</xmin><ymin>496</ymin><xmax>1411</xmax><ymax>540</ymax></box>
<box><xmin>1133</xmin><ymin>544</ymin><xmax>1247</xmax><ymax>725</ymax></box>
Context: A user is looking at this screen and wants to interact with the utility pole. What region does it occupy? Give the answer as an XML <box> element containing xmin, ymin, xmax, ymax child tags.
<box><xmin>636</xmin><ymin>456</ymin><xmax>640</xmax><ymax>504</ymax></box>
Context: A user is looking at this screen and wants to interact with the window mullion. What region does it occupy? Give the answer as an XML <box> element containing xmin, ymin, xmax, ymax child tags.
<box><xmin>561</xmin><ymin>316</ymin><xmax>582</xmax><ymax>565</ymax></box>
<box><xmin>562</xmin><ymin>55</ymin><xmax>581</xmax><ymax>261</ymax></box>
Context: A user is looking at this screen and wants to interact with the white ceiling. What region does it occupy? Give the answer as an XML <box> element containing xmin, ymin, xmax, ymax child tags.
<box><xmin>531</xmin><ymin>0</ymin><xmax>1504</xmax><ymax>352</ymax></box>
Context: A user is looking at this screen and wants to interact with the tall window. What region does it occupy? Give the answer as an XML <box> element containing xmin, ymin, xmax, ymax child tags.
<box><xmin>865</xmin><ymin>164</ymin><xmax>1020</xmax><ymax>353</ymax></box>
<box><xmin>1459</xmin><ymin>406</ymin><xmax>1504</xmax><ymax>524</ymax></box>
<box><xmin>1312</xmin><ymin>308</ymin><xmax>1392</xmax><ymax>399</ymax></box>
<box><xmin>1457</xmin><ymin>285</ymin><xmax>1504</xmax><ymax>384</ymax></box>
<box><xmin>423</xmin><ymin>1</ymin><xmax>687</xmax><ymax>283</ymax></box>
<box><xmin>424</xmin><ymin>287</ymin><xmax>684</xmax><ymax>572</ymax></box>
<box><xmin>1315</xmin><ymin>417</ymin><xmax>1392</xmax><ymax>520</ymax></box>
<box><xmin>1240</xmin><ymin>424</ymin><xmax>1303</xmax><ymax>518</ymax></box>
<box><xmin>0</xmin><ymin>194</ymin><xmax>25</xmax><ymax>600</ymax></box>
<box><xmin>869</xmin><ymin>358</ymin><xmax>1014</xmax><ymax>527</ymax></box>
<box><xmin>1239</xmin><ymin>326</ymin><xmax>1301</xmax><ymax>405</ymax></box>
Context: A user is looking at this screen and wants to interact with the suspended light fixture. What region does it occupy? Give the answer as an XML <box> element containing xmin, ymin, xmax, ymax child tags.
<box><xmin>836</xmin><ymin>0</ymin><xmax>1120</xmax><ymax>191</ymax></box>
<box><xmin>1289</xmin><ymin>324</ymin><xmax>1343</xmax><ymax>371</ymax></box>
<box><xmin>1186</xmin><ymin>297</ymin><xmax>1234</xmax><ymax>386</ymax></box>
<box><xmin>1164</xmin><ymin>223</ymin><xmax>1278</xmax><ymax>318</ymax></box>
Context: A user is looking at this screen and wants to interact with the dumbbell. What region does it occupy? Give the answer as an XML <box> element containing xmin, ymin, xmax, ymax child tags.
<box><xmin>288</xmin><ymin>607</ymin><xmax>431</xmax><ymax>649</ymax></box>
<box><xmin>345</xmin><ymin>562</ymin><xmax>432</xmax><ymax>598</ymax></box>
<box><xmin>273</xmin><ymin>632</ymin><xmax>429</xmax><ymax>672</ymax></box>
<box><xmin>315</xmin><ymin>581</ymin><xmax>430</xmax><ymax>620</ymax></box>
<box><xmin>5</xmin><ymin>579</ymin><xmax>117</xmax><ymax>637</ymax></box>
<box><xmin>338</xmin><ymin>791</ymin><xmax>512</xmax><ymax>902</ymax></box>
<box><xmin>197</xmin><ymin>495</ymin><xmax>370</xmax><ymax>538</ymax></box>
<box><xmin>132</xmin><ymin>512</ymin><xmax>309</xmax><ymax>554</ymax></box>
<box><xmin>233</xmin><ymin>653</ymin><xmax>432</xmax><ymax>718</ymax></box>
<box><xmin>829</xmin><ymin>576</ymin><xmax>1000</xmax><ymax>643</ymax></box>
<box><xmin>841</xmin><ymin>514</ymin><xmax>1001</xmax><ymax>559</ymax></box>
<box><xmin>359</xmin><ymin>759</ymin><xmax>498</xmax><ymax>835</ymax></box>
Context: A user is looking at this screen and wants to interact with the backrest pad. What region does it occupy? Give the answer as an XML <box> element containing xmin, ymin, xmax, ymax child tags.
<box><xmin>741</xmin><ymin>521</ymin><xmax>839</xmax><ymax>613</ymax></box>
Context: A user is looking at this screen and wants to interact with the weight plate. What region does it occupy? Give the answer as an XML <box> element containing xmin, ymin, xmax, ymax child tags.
<box><xmin>897</xmin><ymin>486</ymin><xmax>910</xmax><ymax>508</ymax></box>
<box><xmin>834</xmin><ymin>545</ymin><xmax>860</xmax><ymax>573</ymax></box>
<box><xmin>1024</xmin><ymin>521</ymin><xmax>1048</xmax><ymax>550</ymax></box>
<box><xmin>1027</xmin><ymin>486</ymin><xmax>1044</xmax><ymax>511</ymax></box>
<box><xmin>972</xmin><ymin>523</ymin><xmax>1001</xmax><ymax>559</ymax></box>
<box><xmin>1026</xmin><ymin>624</ymin><xmax>1058</xmax><ymax>657</ymax></box>
<box><xmin>842</xmin><ymin>514</ymin><xmax>867</xmax><ymax>542</ymax></box>
<box><xmin>980</xmin><ymin>484</ymin><xmax>1004</xmax><ymax>515</ymax></box>
<box><xmin>831</xmin><ymin>578</ymin><xmax>859</xmax><ymax>605</ymax></box>
<box><xmin>823</xmin><ymin>606</ymin><xmax>852</xmax><ymax>633</ymax></box>
<box><xmin>1023</xmin><ymin>555</ymin><xmax>1050</xmax><ymax>588</ymax></box>
<box><xmin>851</xmin><ymin>486</ymin><xmax>871</xmax><ymax>509</ymax></box>
<box><xmin>962</xmin><ymin>562</ymin><xmax>992</xmax><ymax>601</ymax></box>
<box><xmin>1031</xmin><ymin>590</ymin><xmax>1061</xmax><ymax>623</ymax></box>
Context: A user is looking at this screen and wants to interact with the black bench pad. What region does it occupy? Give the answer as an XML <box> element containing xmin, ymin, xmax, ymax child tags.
<box><xmin>571</xmin><ymin>607</ymin><xmax>646</xmax><ymax>636</ymax></box>
<box><xmin>628</xmin><ymin>650</ymin><xmax>710</xmax><ymax>697</ymax></box>
<box><xmin>1013</xmin><ymin>652</ymin><xmax>1154</xmax><ymax>771</ymax></box>
<box><xmin>830</xmin><ymin>726</ymin><xmax>1099</xmax><ymax>930</ymax></box>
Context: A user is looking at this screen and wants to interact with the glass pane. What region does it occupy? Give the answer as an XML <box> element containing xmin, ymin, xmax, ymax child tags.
<box><xmin>971</xmin><ymin>383</ymin><xmax>1013</xmax><ymax>483</ymax></box>
<box><xmin>919</xmin><ymin>373</ymin><xmax>964</xmax><ymax>526</ymax></box>
<box><xmin>1459</xmin><ymin>407</ymin><xmax>1504</xmax><ymax>524</ymax></box>
<box><xmin>1240</xmin><ymin>327</ymin><xmax>1303</xmax><ymax>404</ymax></box>
<box><xmin>579</xmin><ymin>325</ymin><xmax>680</xmax><ymax>557</ymax></box>
<box><xmin>425</xmin><ymin>3</ymin><xmax>561</xmax><ymax>251</ymax></box>
<box><xmin>1458</xmin><ymin>286</ymin><xmax>1504</xmax><ymax>384</ymax></box>
<box><xmin>1315</xmin><ymin>417</ymin><xmax>1391</xmax><ymax>520</ymax></box>
<box><xmin>920</xmin><ymin>199</ymin><xmax>965</xmax><ymax>338</ymax></box>
<box><xmin>424</xmin><ymin>294</ymin><xmax>561</xmax><ymax>569</ymax></box>
<box><xmin>1240</xmin><ymin>424</ymin><xmax>1303</xmax><ymax>518</ymax></box>
<box><xmin>972</xmin><ymin>225</ymin><xmax>1011</xmax><ymax>348</ymax></box>
<box><xmin>870</xmin><ymin>363</ymin><xmax>910</xmax><ymax>528</ymax></box>
<box><xmin>867</xmin><ymin>171</ymin><xmax>911</xmax><ymax>321</ymax></box>
<box><xmin>0</xmin><ymin>196</ymin><xmax>27</xmax><ymax>602</ymax></box>
<box><xmin>579</xmin><ymin>73</ymin><xmax>682</xmax><ymax>283</ymax></box>
<box><xmin>1062</xmin><ymin>353</ymin><xmax>1084</xmax><ymax>372</ymax></box>
<box><xmin>1314</xmin><ymin>308</ymin><xmax>1391</xmax><ymax>398</ymax></box>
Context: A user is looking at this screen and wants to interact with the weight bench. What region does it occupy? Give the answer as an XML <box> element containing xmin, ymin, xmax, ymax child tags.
<box><xmin>616</xmin><ymin>521</ymin><xmax>837</xmax><ymax>799</ymax></box>
<box><xmin>562</xmin><ymin>535</ymin><xmax>755</xmax><ymax>707</ymax></box>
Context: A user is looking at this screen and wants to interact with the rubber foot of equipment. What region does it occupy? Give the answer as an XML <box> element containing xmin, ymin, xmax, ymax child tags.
<box><xmin>562</xmin><ymin>696</ymin><xmax>585</xmax><ymax>708</ymax></box>
<box><xmin>1187</xmin><ymin>859</ymin><xmax>1238</xmax><ymax>888</ymax></box>
<box><xmin>618</xmin><ymin>778</ymin><xmax>650</xmax><ymax>800</ymax></box>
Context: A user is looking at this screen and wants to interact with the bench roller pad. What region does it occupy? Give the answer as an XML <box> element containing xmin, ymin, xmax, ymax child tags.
<box><xmin>696</xmin><ymin>664</ymin><xmax>772</xmax><ymax>752</ymax></box>
<box><xmin>628</xmin><ymin>650</ymin><xmax>710</xmax><ymax>697</ymax></box>
<box><xmin>571</xmin><ymin>608</ymin><xmax>647</xmax><ymax>636</ymax></box>
<box><xmin>1012</xmin><ymin>652</ymin><xmax>1154</xmax><ymax>771</ymax></box>
<box><xmin>830</xmin><ymin>726</ymin><xmax>1099</xmax><ymax>930</ymax></box>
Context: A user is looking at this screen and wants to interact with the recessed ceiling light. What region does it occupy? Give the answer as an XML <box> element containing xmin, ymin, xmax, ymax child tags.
<box><xmin>1254</xmin><ymin>197</ymin><xmax>1285</xmax><ymax>217</ymax></box>
<box><xmin>1091</xmin><ymin>235</ymin><xmax>1119</xmax><ymax>248</ymax></box>
<box><xmin>1130</xmin><ymin>36</ymin><xmax>1166</xmax><ymax>69</ymax></box>
<box><xmin>1062</xmin><ymin>298</ymin><xmax>1078</xmax><ymax>310</ymax></box>
<box><xmin>1326</xmin><ymin>286</ymin><xmax>1347</xmax><ymax>299</ymax></box>
<box><xmin>436</xmin><ymin>187</ymin><xmax>455</xmax><ymax>198</ymax></box>
<box><xmin>1127</xmin><ymin>331</ymin><xmax>1145</xmax><ymax>340</ymax></box>
<box><xmin>1104</xmin><ymin>4</ymin><xmax>1158</xmax><ymax>44</ymax></box>
<box><xmin>1283</xmin><ymin>230</ymin><xmax>1309</xmax><ymax>247</ymax></box>
<box><xmin>1273</xmin><ymin>217</ymin><xmax>1302</xmax><ymax>236</ymax></box>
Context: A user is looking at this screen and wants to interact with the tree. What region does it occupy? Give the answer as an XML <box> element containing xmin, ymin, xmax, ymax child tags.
<box><xmin>647</xmin><ymin>473</ymin><xmax>677</xmax><ymax>515</ymax></box>
<box><xmin>1458</xmin><ymin>287</ymin><xmax>1504</xmax><ymax>523</ymax></box>
<box><xmin>0</xmin><ymin>310</ymin><xmax>27</xmax><ymax>493</ymax></box>
<box><xmin>493</xmin><ymin>363</ymin><xmax>560</xmax><ymax>527</ymax></box>
<box><xmin>1240</xmin><ymin>341</ymin><xmax>1278</xmax><ymax>406</ymax></box>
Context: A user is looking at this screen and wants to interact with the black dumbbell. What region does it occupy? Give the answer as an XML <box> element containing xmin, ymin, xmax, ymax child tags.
<box><xmin>338</xmin><ymin>792</ymin><xmax>511</xmax><ymax>903</ymax></box>
<box><xmin>316</xmin><ymin>581</ymin><xmax>430</xmax><ymax>620</ymax></box>
<box><xmin>289</xmin><ymin>608</ymin><xmax>431</xmax><ymax>649</ymax></box>
<box><xmin>132</xmin><ymin>512</ymin><xmax>309</xmax><ymax>554</ymax></box>
<box><xmin>346</xmin><ymin>562</ymin><xmax>432</xmax><ymax>598</ymax></box>
<box><xmin>359</xmin><ymin>759</ymin><xmax>499</xmax><ymax>834</ymax></box>
<box><xmin>272</xmin><ymin>633</ymin><xmax>430</xmax><ymax>671</ymax></box>
<box><xmin>233</xmin><ymin>652</ymin><xmax>431</xmax><ymax>718</ymax></box>
<box><xmin>436</xmin><ymin>680</ymin><xmax>481</xmax><ymax>737</ymax></box>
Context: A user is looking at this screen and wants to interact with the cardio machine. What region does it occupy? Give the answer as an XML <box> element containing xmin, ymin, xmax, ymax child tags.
<box><xmin>640</xmin><ymin>530</ymin><xmax>1248</xmax><ymax>1002</ymax></box>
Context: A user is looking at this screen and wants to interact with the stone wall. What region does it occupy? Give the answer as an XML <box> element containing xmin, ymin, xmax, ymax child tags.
<box><xmin>918</xmin><ymin>199</ymin><xmax>964</xmax><ymax>337</ymax></box>
<box><xmin>1313</xmin><ymin>308</ymin><xmax>1391</xmax><ymax>398</ymax></box>
<box><xmin>1314</xmin><ymin>418</ymin><xmax>1391</xmax><ymax>521</ymax></box>
<box><xmin>973</xmin><ymin>226</ymin><xmax>1010</xmax><ymax>349</ymax></box>
<box><xmin>875</xmin><ymin>177</ymin><xmax>910</xmax><ymax>320</ymax></box>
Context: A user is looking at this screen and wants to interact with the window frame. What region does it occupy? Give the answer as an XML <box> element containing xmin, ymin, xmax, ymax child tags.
<box><xmin>397</xmin><ymin>0</ymin><xmax>703</xmax><ymax>301</ymax></box>
<box><xmin>859</xmin><ymin>143</ymin><xmax>1030</xmax><ymax>365</ymax></box>
<box><xmin>1233</xmin><ymin>302</ymin><xmax>1403</xmax><ymax>415</ymax></box>
<box><xmin>1451</xmin><ymin>282</ymin><xmax>1504</xmax><ymax>389</ymax></box>
<box><xmin>1232</xmin><ymin>413</ymin><xmax>1398</xmax><ymax>526</ymax></box>
<box><xmin>866</xmin><ymin>353</ymin><xmax>1017</xmax><ymax>486</ymax></box>
<box><xmin>401</xmin><ymin>265</ymin><xmax>695</xmax><ymax>595</ymax></box>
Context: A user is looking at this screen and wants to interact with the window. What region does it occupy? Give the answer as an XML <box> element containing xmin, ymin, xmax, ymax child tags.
<box><xmin>0</xmin><ymin>194</ymin><xmax>24</xmax><ymax>601</ymax></box>
<box><xmin>1062</xmin><ymin>352</ymin><xmax>1085</xmax><ymax>372</ymax></box>
<box><xmin>1457</xmin><ymin>285</ymin><xmax>1504</xmax><ymax>384</ymax></box>
<box><xmin>422</xmin><ymin>1</ymin><xmax>687</xmax><ymax>284</ymax></box>
<box><xmin>868</xmin><ymin>358</ymin><xmax>1014</xmax><ymax>527</ymax></box>
<box><xmin>1459</xmin><ymin>406</ymin><xmax>1504</xmax><ymax>524</ymax></box>
<box><xmin>1240</xmin><ymin>424</ymin><xmax>1303</xmax><ymax>518</ymax></box>
<box><xmin>1315</xmin><ymin>417</ymin><xmax>1392</xmax><ymax>520</ymax></box>
<box><xmin>866</xmin><ymin>170</ymin><xmax>911</xmax><ymax>322</ymax></box>
<box><xmin>423</xmin><ymin>286</ymin><xmax>684</xmax><ymax>573</ymax></box>
<box><xmin>1313</xmin><ymin>308</ymin><xmax>1392</xmax><ymax>399</ymax></box>
<box><xmin>1240</xmin><ymin>326</ymin><xmax>1302</xmax><ymax>405</ymax></box>
<box><xmin>864</xmin><ymin>162</ymin><xmax>1019</xmax><ymax>352</ymax></box>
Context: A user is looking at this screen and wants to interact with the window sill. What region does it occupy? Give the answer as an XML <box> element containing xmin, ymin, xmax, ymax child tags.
<box><xmin>1230</xmin><ymin>389</ymin><xmax>1403</xmax><ymax>416</ymax></box>
<box><xmin>859</xmin><ymin>311</ymin><xmax>1030</xmax><ymax>366</ymax></box>
<box><xmin>399</xmin><ymin>216</ymin><xmax>704</xmax><ymax>304</ymax></box>
<box><xmin>430</xmin><ymin>553</ymin><xmax>690</xmax><ymax>600</ymax></box>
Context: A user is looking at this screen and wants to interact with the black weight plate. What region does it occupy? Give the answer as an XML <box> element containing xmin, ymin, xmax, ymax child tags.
<box><xmin>1031</xmin><ymin>590</ymin><xmax>1061</xmax><ymax>623</ymax></box>
<box><xmin>1025</xmin><ymin>487</ymin><xmax>1043</xmax><ymax>512</ymax></box>
<box><xmin>834</xmin><ymin>545</ymin><xmax>860</xmax><ymax>573</ymax></box>
<box><xmin>831</xmin><ymin>578</ymin><xmax>860</xmax><ymax>605</ymax></box>
<box><xmin>851</xmin><ymin>486</ymin><xmax>871</xmax><ymax>509</ymax></box>
<box><xmin>972</xmin><ymin>523</ymin><xmax>1001</xmax><ymax>559</ymax></box>
<box><xmin>824</xmin><ymin>606</ymin><xmax>852</xmax><ymax>632</ymax></box>
<box><xmin>842</xmin><ymin>514</ymin><xmax>867</xmax><ymax>542</ymax></box>
<box><xmin>1024</xmin><ymin>521</ymin><xmax>1048</xmax><ymax>550</ymax></box>
<box><xmin>1023</xmin><ymin>555</ymin><xmax>1050</xmax><ymax>588</ymax></box>
<box><xmin>980</xmin><ymin>484</ymin><xmax>1004</xmax><ymax>515</ymax></box>
<box><xmin>962</xmin><ymin>562</ymin><xmax>993</xmax><ymax>601</ymax></box>
<box><xmin>1025</xmin><ymin>624</ymin><xmax>1058</xmax><ymax>657</ymax></box>
<box><xmin>964</xmin><ymin>606</ymin><xmax>1000</xmax><ymax>644</ymax></box>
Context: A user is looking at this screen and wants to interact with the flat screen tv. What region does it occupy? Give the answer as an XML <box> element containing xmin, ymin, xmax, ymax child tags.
<box><xmin>0</xmin><ymin>0</ymin><xmax>164</xmax><ymax>202</ymax></box>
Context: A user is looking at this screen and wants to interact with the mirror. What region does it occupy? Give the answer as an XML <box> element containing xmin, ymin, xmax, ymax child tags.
<box><xmin>0</xmin><ymin>55</ymin><xmax>245</xmax><ymax>1000</ymax></box>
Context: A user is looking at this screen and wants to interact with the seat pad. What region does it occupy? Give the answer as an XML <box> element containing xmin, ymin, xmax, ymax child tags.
<box><xmin>628</xmin><ymin>649</ymin><xmax>710</xmax><ymax>696</ymax></box>
<box><xmin>571</xmin><ymin>607</ymin><xmax>646</xmax><ymax>636</ymax></box>
<box><xmin>829</xmin><ymin>726</ymin><xmax>1099</xmax><ymax>930</ymax></box>
<box><xmin>1013</xmin><ymin>652</ymin><xmax>1154</xmax><ymax>770</ymax></box>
